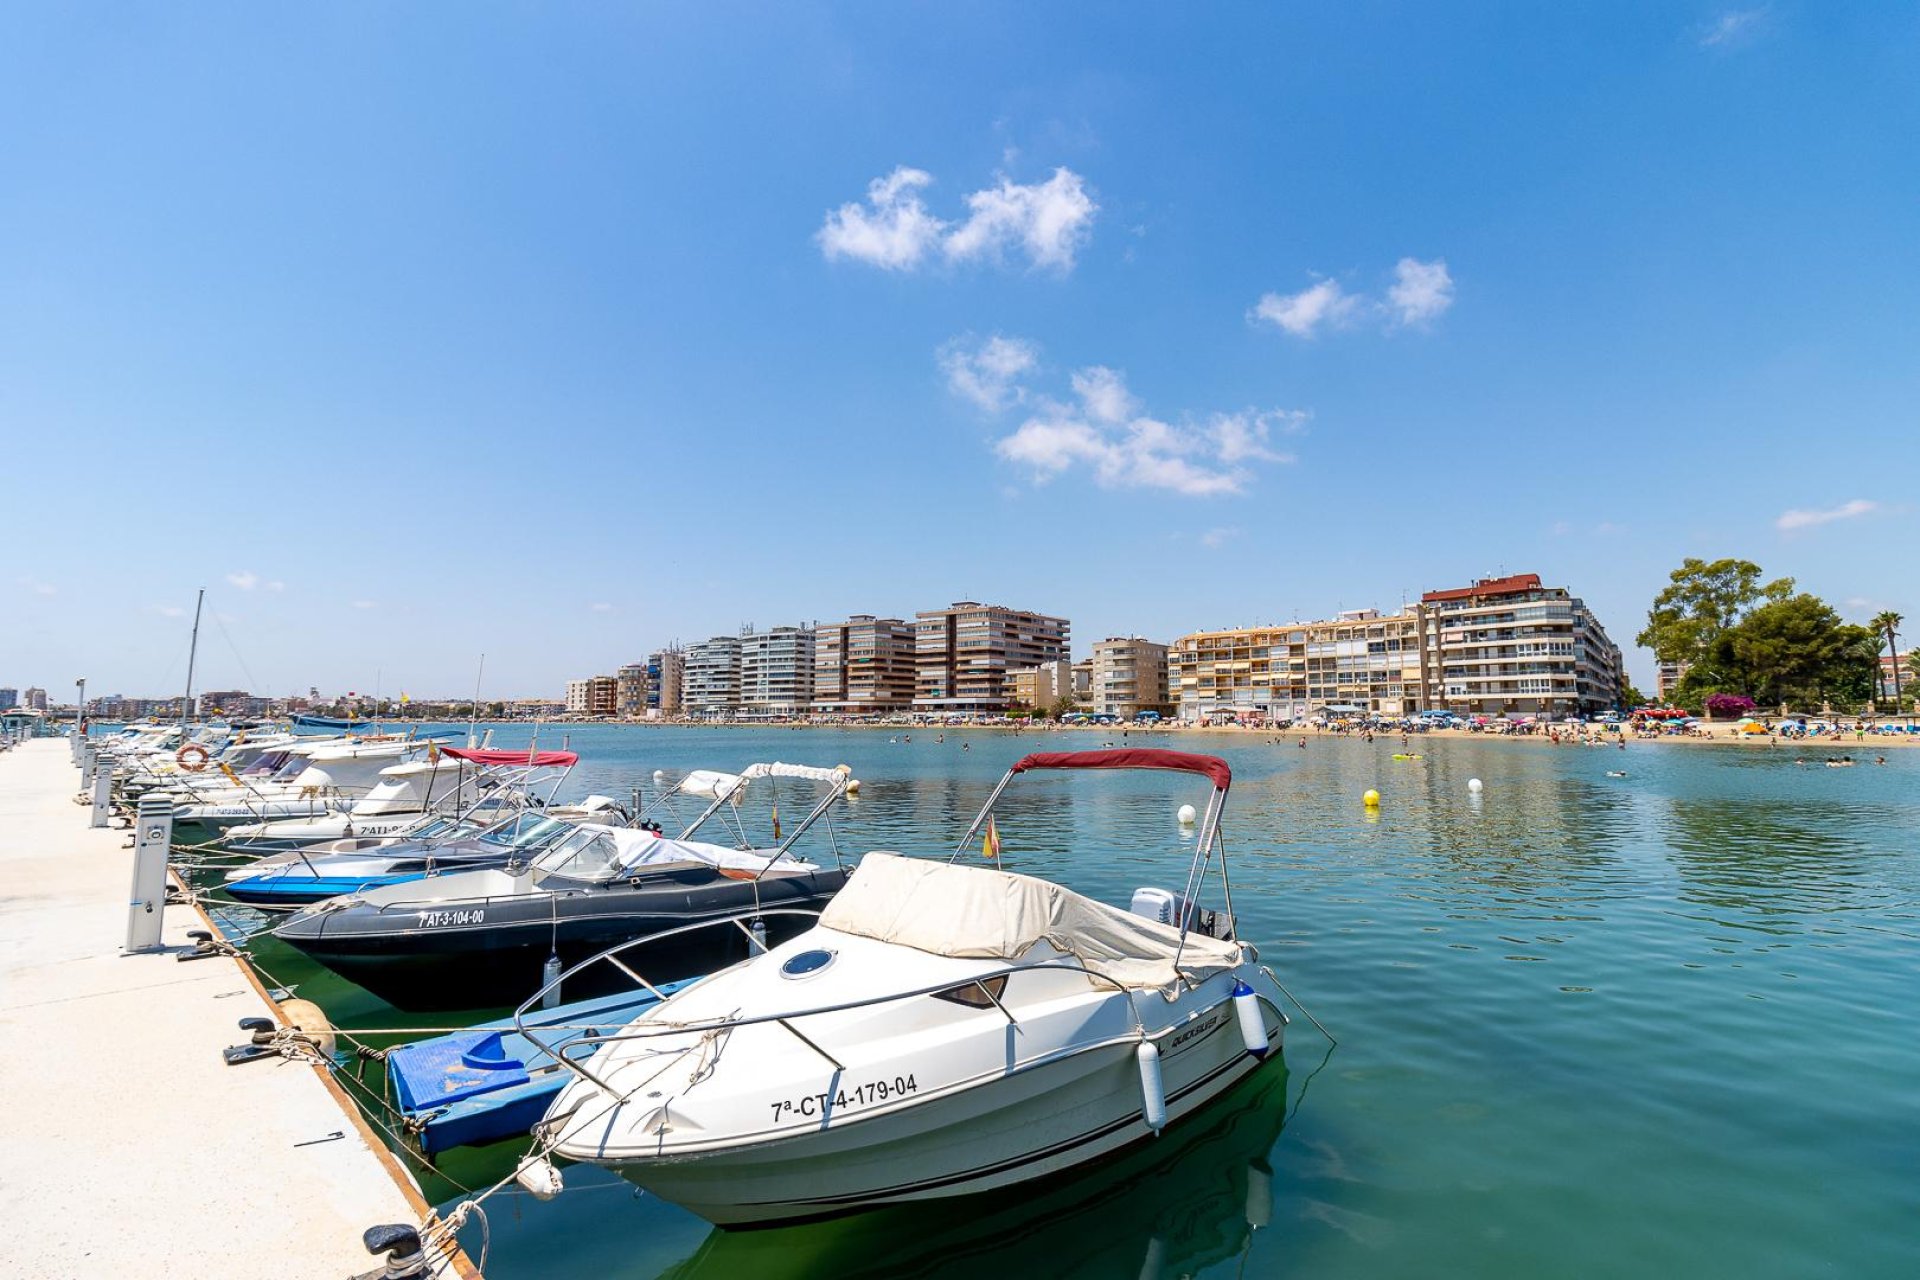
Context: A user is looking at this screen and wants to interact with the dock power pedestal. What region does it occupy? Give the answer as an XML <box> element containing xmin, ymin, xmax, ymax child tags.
<box><xmin>125</xmin><ymin>796</ymin><xmax>173</xmax><ymax>953</ymax></box>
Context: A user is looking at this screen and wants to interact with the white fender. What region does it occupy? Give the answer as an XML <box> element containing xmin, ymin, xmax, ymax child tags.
<box><xmin>514</xmin><ymin>1155</ymin><xmax>564</xmax><ymax>1200</ymax></box>
<box><xmin>1233</xmin><ymin>981</ymin><xmax>1269</xmax><ymax>1058</ymax></box>
<box><xmin>1137</xmin><ymin>1041</ymin><xmax>1166</xmax><ymax>1133</ymax></box>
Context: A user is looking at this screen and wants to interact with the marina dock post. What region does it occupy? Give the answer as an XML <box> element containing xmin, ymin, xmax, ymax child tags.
<box><xmin>126</xmin><ymin>794</ymin><xmax>171</xmax><ymax>952</ymax></box>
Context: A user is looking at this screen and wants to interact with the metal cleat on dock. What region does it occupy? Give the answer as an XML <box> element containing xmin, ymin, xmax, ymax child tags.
<box><xmin>352</xmin><ymin>1223</ymin><xmax>428</xmax><ymax>1279</ymax></box>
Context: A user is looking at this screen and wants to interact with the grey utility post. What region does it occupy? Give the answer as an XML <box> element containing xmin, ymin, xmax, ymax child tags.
<box><xmin>126</xmin><ymin>796</ymin><xmax>174</xmax><ymax>952</ymax></box>
<box><xmin>80</xmin><ymin>745</ymin><xmax>95</xmax><ymax>792</ymax></box>
<box><xmin>90</xmin><ymin>764</ymin><xmax>113</xmax><ymax>828</ymax></box>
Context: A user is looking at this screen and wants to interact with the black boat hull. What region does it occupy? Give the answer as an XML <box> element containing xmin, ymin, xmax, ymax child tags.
<box><xmin>275</xmin><ymin>867</ymin><xmax>847</xmax><ymax>1010</ymax></box>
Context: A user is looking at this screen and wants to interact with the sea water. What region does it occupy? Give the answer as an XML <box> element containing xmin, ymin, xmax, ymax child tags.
<box><xmin>239</xmin><ymin>724</ymin><xmax>1920</xmax><ymax>1278</ymax></box>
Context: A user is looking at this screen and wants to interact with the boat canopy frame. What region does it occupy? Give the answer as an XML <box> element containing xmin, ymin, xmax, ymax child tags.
<box><xmin>949</xmin><ymin>748</ymin><xmax>1239</xmax><ymax>969</ymax></box>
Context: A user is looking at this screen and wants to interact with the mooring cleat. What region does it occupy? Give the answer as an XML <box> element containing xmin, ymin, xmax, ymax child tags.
<box><xmin>354</xmin><ymin>1223</ymin><xmax>427</xmax><ymax>1279</ymax></box>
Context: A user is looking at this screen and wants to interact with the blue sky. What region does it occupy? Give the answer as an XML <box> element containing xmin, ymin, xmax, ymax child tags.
<box><xmin>4</xmin><ymin>3</ymin><xmax>1916</xmax><ymax>699</ymax></box>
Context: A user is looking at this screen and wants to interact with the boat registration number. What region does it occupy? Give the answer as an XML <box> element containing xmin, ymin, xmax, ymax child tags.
<box><xmin>414</xmin><ymin>909</ymin><xmax>485</xmax><ymax>928</ymax></box>
<box><xmin>771</xmin><ymin>1074</ymin><xmax>917</xmax><ymax>1123</ymax></box>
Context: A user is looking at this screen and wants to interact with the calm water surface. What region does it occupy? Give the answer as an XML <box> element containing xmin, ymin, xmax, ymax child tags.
<box><xmin>231</xmin><ymin>726</ymin><xmax>1920</xmax><ymax>1278</ymax></box>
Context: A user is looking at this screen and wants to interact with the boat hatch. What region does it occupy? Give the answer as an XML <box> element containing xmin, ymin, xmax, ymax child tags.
<box><xmin>780</xmin><ymin>948</ymin><xmax>837</xmax><ymax>979</ymax></box>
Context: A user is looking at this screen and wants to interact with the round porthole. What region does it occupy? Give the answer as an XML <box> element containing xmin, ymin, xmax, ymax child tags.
<box><xmin>780</xmin><ymin>948</ymin><xmax>836</xmax><ymax>979</ymax></box>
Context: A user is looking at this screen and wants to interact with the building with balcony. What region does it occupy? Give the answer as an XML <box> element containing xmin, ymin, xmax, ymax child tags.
<box><xmin>23</xmin><ymin>687</ymin><xmax>49</xmax><ymax>712</ymax></box>
<box><xmin>1171</xmin><ymin>609</ymin><xmax>1426</xmax><ymax>723</ymax></box>
<box><xmin>1091</xmin><ymin>637</ymin><xmax>1172</xmax><ymax>718</ymax></box>
<box><xmin>649</xmin><ymin>648</ymin><xmax>685</xmax><ymax>716</ymax></box>
<box><xmin>683</xmin><ymin>636</ymin><xmax>743</xmax><ymax>718</ymax></box>
<box><xmin>913</xmin><ymin>602</ymin><xmax>1070</xmax><ymax>714</ymax></box>
<box><xmin>740</xmin><ymin>626</ymin><xmax>816</xmax><ymax>718</ymax></box>
<box><xmin>1419</xmin><ymin>573</ymin><xmax>1624</xmax><ymax>717</ymax></box>
<box><xmin>0</xmin><ymin>689</ymin><xmax>16</xmax><ymax>711</ymax></box>
<box><xmin>1655</xmin><ymin>659</ymin><xmax>1690</xmax><ymax>702</ymax></box>
<box><xmin>1009</xmin><ymin>659</ymin><xmax>1074</xmax><ymax>712</ymax></box>
<box><xmin>814</xmin><ymin>615</ymin><xmax>916</xmax><ymax>715</ymax></box>
<box><xmin>616</xmin><ymin>663</ymin><xmax>651</xmax><ymax>718</ymax></box>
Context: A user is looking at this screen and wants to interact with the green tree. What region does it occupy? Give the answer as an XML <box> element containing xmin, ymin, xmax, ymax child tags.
<box><xmin>1871</xmin><ymin>610</ymin><xmax>1903</xmax><ymax>709</ymax></box>
<box><xmin>1638</xmin><ymin>558</ymin><xmax>1795</xmax><ymax>696</ymax></box>
<box><xmin>1618</xmin><ymin>681</ymin><xmax>1648</xmax><ymax>709</ymax></box>
<box><xmin>1721</xmin><ymin>594</ymin><xmax>1879</xmax><ymax>711</ymax></box>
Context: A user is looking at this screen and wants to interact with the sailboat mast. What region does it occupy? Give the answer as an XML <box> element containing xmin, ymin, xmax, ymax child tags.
<box><xmin>468</xmin><ymin>653</ymin><xmax>486</xmax><ymax>748</ymax></box>
<box><xmin>180</xmin><ymin>588</ymin><xmax>205</xmax><ymax>733</ymax></box>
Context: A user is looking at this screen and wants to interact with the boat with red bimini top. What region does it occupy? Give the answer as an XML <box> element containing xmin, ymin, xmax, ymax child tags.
<box><xmin>523</xmin><ymin>748</ymin><xmax>1289</xmax><ymax>1227</ymax></box>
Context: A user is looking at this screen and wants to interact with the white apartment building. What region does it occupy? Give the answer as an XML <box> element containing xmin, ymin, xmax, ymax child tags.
<box><xmin>1091</xmin><ymin>637</ymin><xmax>1172</xmax><ymax>718</ymax></box>
<box><xmin>682</xmin><ymin>636</ymin><xmax>743</xmax><ymax>717</ymax></box>
<box><xmin>740</xmin><ymin>626</ymin><xmax>816</xmax><ymax>717</ymax></box>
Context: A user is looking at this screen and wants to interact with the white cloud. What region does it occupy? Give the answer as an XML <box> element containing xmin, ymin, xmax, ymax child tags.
<box><xmin>1551</xmin><ymin>520</ymin><xmax>1573</xmax><ymax>536</ymax></box>
<box><xmin>1200</xmin><ymin>527</ymin><xmax>1241</xmax><ymax>549</ymax></box>
<box><xmin>1701</xmin><ymin>8</ymin><xmax>1767</xmax><ymax>48</ymax></box>
<box><xmin>151</xmin><ymin>604</ymin><xmax>187</xmax><ymax>618</ymax></box>
<box><xmin>18</xmin><ymin>576</ymin><xmax>57</xmax><ymax>597</ymax></box>
<box><xmin>816</xmin><ymin>167</ymin><xmax>945</xmax><ymax>271</ymax></box>
<box><xmin>819</xmin><ymin>166</ymin><xmax>1097</xmax><ymax>273</ymax></box>
<box><xmin>1776</xmin><ymin>498</ymin><xmax>1877</xmax><ymax>531</ymax></box>
<box><xmin>266</xmin><ymin>580</ymin><xmax>285</xmax><ymax>592</ymax></box>
<box><xmin>1386</xmin><ymin>257</ymin><xmax>1454</xmax><ymax>326</ymax></box>
<box><xmin>1250</xmin><ymin>279</ymin><xmax>1358</xmax><ymax>337</ymax></box>
<box><xmin>589</xmin><ymin>602</ymin><xmax>614</xmax><ymax>614</ymax></box>
<box><xmin>940</xmin><ymin>335</ymin><xmax>1040</xmax><ymax>411</ymax></box>
<box><xmin>1252</xmin><ymin>257</ymin><xmax>1455</xmax><ymax>337</ymax></box>
<box><xmin>351</xmin><ymin>599</ymin><xmax>378</xmax><ymax>610</ymax></box>
<box><xmin>985</xmin><ymin>364</ymin><xmax>1301</xmax><ymax>498</ymax></box>
<box><xmin>225</xmin><ymin>570</ymin><xmax>259</xmax><ymax>591</ymax></box>
<box><xmin>943</xmin><ymin>168</ymin><xmax>1097</xmax><ymax>271</ymax></box>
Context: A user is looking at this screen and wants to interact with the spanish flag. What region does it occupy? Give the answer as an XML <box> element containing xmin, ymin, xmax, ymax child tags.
<box><xmin>982</xmin><ymin>815</ymin><xmax>1001</xmax><ymax>859</ymax></box>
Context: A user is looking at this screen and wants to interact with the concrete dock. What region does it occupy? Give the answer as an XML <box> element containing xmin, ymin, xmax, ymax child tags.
<box><xmin>0</xmin><ymin>738</ymin><xmax>472</xmax><ymax>1278</ymax></box>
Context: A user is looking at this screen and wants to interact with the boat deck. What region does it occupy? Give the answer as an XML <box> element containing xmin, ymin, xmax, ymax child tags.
<box><xmin>0</xmin><ymin>738</ymin><xmax>474</xmax><ymax>1279</ymax></box>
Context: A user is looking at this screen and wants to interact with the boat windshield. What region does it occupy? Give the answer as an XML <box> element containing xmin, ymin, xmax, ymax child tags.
<box><xmin>481</xmin><ymin>812</ymin><xmax>576</xmax><ymax>850</ymax></box>
<box><xmin>529</xmin><ymin>827</ymin><xmax>627</xmax><ymax>882</ymax></box>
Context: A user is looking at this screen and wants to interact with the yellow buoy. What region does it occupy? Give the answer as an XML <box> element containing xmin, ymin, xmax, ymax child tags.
<box><xmin>1363</xmin><ymin>789</ymin><xmax>1380</xmax><ymax>807</ymax></box>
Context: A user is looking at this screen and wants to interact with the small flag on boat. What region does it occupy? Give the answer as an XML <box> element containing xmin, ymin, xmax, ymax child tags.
<box><xmin>219</xmin><ymin>762</ymin><xmax>239</xmax><ymax>784</ymax></box>
<box><xmin>400</xmin><ymin>692</ymin><xmax>410</xmax><ymax>704</ymax></box>
<box><xmin>983</xmin><ymin>816</ymin><xmax>1001</xmax><ymax>859</ymax></box>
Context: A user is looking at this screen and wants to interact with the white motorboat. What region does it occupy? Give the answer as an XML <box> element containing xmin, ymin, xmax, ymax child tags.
<box><xmin>531</xmin><ymin>748</ymin><xmax>1287</xmax><ymax>1227</ymax></box>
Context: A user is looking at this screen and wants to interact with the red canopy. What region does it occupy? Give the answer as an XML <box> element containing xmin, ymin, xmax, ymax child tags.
<box><xmin>440</xmin><ymin>746</ymin><xmax>579</xmax><ymax>768</ymax></box>
<box><xmin>1009</xmin><ymin>748</ymin><xmax>1231</xmax><ymax>790</ymax></box>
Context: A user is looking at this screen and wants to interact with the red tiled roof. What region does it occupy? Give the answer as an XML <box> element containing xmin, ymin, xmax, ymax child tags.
<box><xmin>1421</xmin><ymin>573</ymin><xmax>1543</xmax><ymax>603</ymax></box>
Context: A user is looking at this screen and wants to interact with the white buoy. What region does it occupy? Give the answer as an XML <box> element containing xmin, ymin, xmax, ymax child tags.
<box><xmin>1137</xmin><ymin>1041</ymin><xmax>1167</xmax><ymax>1132</ymax></box>
<box><xmin>1232</xmin><ymin>981</ymin><xmax>1270</xmax><ymax>1058</ymax></box>
<box><xmin>846</xmin><ymin>778</ymin><xmax>861</xmax><ymax>795</ymax></box>
<box><xmin>1177</xmin><ymin>803</ymin><xmax>1197</xmax><ymax>826</ymax></box>
<box><xmin>514</xmin><ymin>1155</ymin><xmax>564</xmax><ymax>1200</ymax></box>
<box><xmin>653</xmin><ymin>768</ymin><xmax>666</xmax><ymax>781</ymax></box>
<box><xmin>541</xmin><ymin>952</ymin><xmax>563</xmax><ymax>1009</ymax></box>
<box><xmin>1468</xmin><ymin>777</ymin><xmax>1484</xmax><ymax>794</ymax></box>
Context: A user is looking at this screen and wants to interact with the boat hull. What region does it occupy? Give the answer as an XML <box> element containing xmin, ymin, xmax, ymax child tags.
<box><xmin>587</xmin><ymin>998</ymin><xmax>1283</xmax><ymax>1226</ymax></box>
<box><xmin>276</xmin><ymin>869</ymin><xmax>846</xmax><ymax>1010</ymax></box>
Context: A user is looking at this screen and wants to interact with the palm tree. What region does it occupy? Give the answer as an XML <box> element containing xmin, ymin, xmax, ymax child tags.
<box><xmin>1871</xmin><ymin>610</ymin><xmax>1904</xmax><ymax>711</ymax></box>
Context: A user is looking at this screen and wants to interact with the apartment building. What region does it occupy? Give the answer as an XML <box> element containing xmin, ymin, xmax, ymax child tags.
<box><xmin>740</xmin><ymin>626</ymin><xmax>816</xmax><ymax>717</ymax></box>
<box><xmin>1009</xmin><ymin>659</ymin><xmax>1074</xmax><ymax>711</ymax></box>
<box><xmin>564</xmin><ymin>679</ymin><xmax>591</xmax><ymax>714</ymax></box>
<box><xmin>1655</xmin><ymin>659</ymin><xmax>1690</xmax><ymax>702</ymax></box>
<box><xmin>682</xmin><ymin>636</ymin><xmax>743</xmax><ymax>717</ymax></box>
<box><xmin>914</xmin><ymin>602</ymin><xmax>1070</xmax><ymax>714</ymax></box>
<box><xmin>1171</xmin><ymin>609</ymin><xmax>1426</xmax><ymax>723</ymax></box>
<box><xmin>813</xmin><ymin>615</ymin><xmax>916</xmax><ymax>715</ymax></box>
<box><xmin>1091</xmin><ymin>637</ymin><xmax>1172</xmax><ymax>718</ymax></box>
<box><xmin>649</xmin><ymin>648</ymin><xmax>685</xmax><ymax>716</ymax></box>
<box><xmin>0</xmin><ymin>689</ymin><xmax>17</xmax><ymax>711</ymax></box>
<box><xmin>615</xmin><ymin>663</ymin><xmax>651</xmax><ymax>718</ymax></box>
<box><xmin>1419</xmin><ymin>573</ymin><xmax>1624</xmax><ymax>717</ymax></box>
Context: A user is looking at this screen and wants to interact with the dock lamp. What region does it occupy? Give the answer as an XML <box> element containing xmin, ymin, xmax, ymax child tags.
<box><xmin>75</xmin><ymin>678</ymin><xmax>85</xmax><ymax>730</ymax></box>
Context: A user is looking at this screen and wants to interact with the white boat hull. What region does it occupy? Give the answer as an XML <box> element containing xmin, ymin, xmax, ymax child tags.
<box><xmin>573</xmin><ymin>994</ymin><xmax>1282</xmax><ymax>1226</ymax></box>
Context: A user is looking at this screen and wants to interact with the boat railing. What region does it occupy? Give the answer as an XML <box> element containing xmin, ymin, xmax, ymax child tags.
<box><xmin>511</xmin><ymin>907</ymin><xmax>1148</xmax><ymax>1103</ymax></box>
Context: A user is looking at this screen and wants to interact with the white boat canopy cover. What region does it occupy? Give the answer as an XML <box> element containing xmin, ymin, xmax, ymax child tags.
<box><xmin>532</xmin><ymin>825</ymin><xmax>807</xmax><ymax>882</ymax></box>
<box><xmin>676</xmin><ymin>762</ymin><xmax>851</xmax><ymax>801</ymax></box>
<box><xmin>821</xmin><ymin>852</ymin><xmax>1241</xmax><ymax>996</ymax></box>
<box><xmin>677</xmin><ymin>770</ymin><xmax>747</xmax><ymax>801</ymax></box>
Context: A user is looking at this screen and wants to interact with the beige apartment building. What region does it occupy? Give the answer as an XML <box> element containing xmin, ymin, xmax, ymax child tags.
<box><xmin>1171</xmin><ymin>609</ymin><xmax>1425</xmax><ymax>723</ymax></box>
<box><xmin>565</xmin><ymin>675</ymin><xmax>618</xmax><ymax>716</ymax></box>
<box><xmin>1008</xmin><ymin>659</ymin><xmax>1075</xmax><ymax>711</ymax></box>
<box><xmin>1091</xmin><ymin>637</ymin><xmax>1173</xmax><ymax>718</ymax></box>
<box><xmin>650</xmin><ymin>648</ymin><xmax>685</xmax><ymax>716</ymax></box>
<box><xmin>914</xmin><ymin>602</ymin><xmax>1070</xmax><ymax>714</ymax></box>
<box><xmin>615</xmin><ymin>663</ymin><xmax>650</xmax><ymax>718</ymax></box>
<box><xmin>813</xmin><ymin>615</ymin><xmax>916</xmax><ymax>715</ymax></box>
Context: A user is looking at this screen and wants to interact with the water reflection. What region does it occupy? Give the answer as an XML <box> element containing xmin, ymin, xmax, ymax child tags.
<box><xmin>656</xmin><ymin>1060</ymin><xmax>1294</xmax><ymax>1280</ymax></box>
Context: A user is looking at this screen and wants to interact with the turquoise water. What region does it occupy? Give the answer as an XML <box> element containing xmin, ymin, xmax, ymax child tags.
<box><xmin>234</xmin><ymin>725</ymin><xmax>1920</xmax><ymax>1278</ymax></box>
